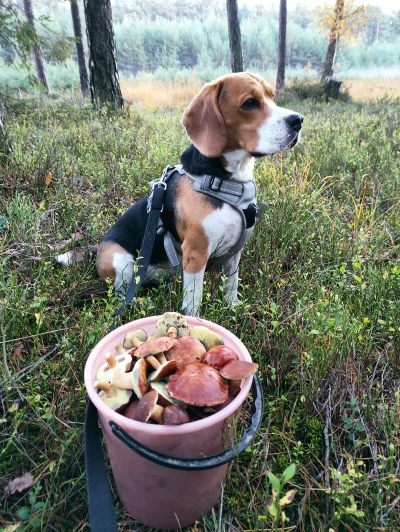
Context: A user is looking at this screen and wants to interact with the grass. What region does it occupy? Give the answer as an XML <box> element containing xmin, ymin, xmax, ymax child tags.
<box><xmin>0</xmin><ymin>88</ymin><xmax>400</xmax><ymax>531</ymax></box>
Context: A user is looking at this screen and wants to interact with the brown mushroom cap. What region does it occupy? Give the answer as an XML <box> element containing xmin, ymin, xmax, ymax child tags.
<box><xmin>148</xmin><ymin>359</ymin><xmax>177</xmax><ymax>382</ymax></box>
<box><xmin>123</xmin><ymin>328</ymin><xmax>148</xmax><ymax>349</ymax></box>
<box><xmin>134</xmin><ymin>337</ymin><xmax>175</xmax><ymax>358</ymax></box>
<box><xmin>163</xmin><ymin>405</ymin><xmax>190</xmax><ymax>425</ymax></box>
<box><xmin>203</xmin><ymin>346</ymin><xmax>239</xmax><ymax>369</ymax></box>
<box><xmin>219</xmin><ymin>360</ymin><xmax>259</xmax><ymax>380</ymax></box>
<box><xmin>166</xmin><ymin>363</ymin><xmax>228</xmax><ymax>407</ymax></box>
<box><xmin>165</xmin><ymin>336</ymin><xmax>206</xmax><ymax>369</ymax></box>
<box><xmin>135</xmin><ymin>390</ymin><xmax>159</xmax><ymax>423</ymax></box>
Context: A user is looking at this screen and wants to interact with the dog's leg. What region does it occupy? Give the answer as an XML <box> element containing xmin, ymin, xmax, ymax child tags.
<box><xmin>181</xmin><ymin>234</ymin><xmax>209</xmax><ymax>316</ymax></box>
<box><xmin>222</xmin><ymin>251</ymin><xmax>242</xmax><ymax>306</ymax></box>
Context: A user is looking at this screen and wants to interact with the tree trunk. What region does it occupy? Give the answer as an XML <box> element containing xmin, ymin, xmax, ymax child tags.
<box><xmin>321</xmin><ymin>0</ymin><xmax>345</xmax><ymax>82</ymax></box>
<box><xmin>0</xmin><ymin>101</ymin><xmax>12</xmax><ymax>164</ymax></box>
<box><xmin>22</xmin><ymin>0</ymin><xmax>50</xmax><ymax>93</ymax></box>
<box><xmin>276</xmin><ymin>0</ymin><xmax>287</xmax><ymax>93</ymax></box>
<box><xmin>70</xmin><ymin>0</ymin><xmax>89</xmax><ymax>96</ymax></box>
<box><xmin>226</xmin><ymin>0</ymin><xmax>244</xmax><ymax>73</ymax></box>
<box><xmin>84</xmin><ymin>0</ymin><xmax>123</xmax><ymax>108</ymax></box>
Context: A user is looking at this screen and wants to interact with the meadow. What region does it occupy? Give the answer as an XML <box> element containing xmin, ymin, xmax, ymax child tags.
<box><xmin>1</xmin><ymin>81</ymin><xmax>400</xmax><ymax>531</ymax></box>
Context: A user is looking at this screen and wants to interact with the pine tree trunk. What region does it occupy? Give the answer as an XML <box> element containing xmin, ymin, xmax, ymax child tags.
<box><xmin>70</xmin><ymin>0</ymin><xmax>89</xmax><ymax>96</ymax></box>
<box><xmin>0</xmin><ymin>101</ymin><xmax>12</xmax><ymax>164</ymax></box>
<box><xmin>23</xmin><ymin>0</ymin><xmax>50</xmax><ymax>93</ymax></box>
<box><xmin>276</xmin><ymin>0</ymin><xmax>287</xmax><ymax>93</ymax></box>
<box><xmin>84</xmin><ymin>0</ymin><xmax>123</xmax><ymax>108</ymax></box>
<box><xmin>226</xmin><ymin>0</ymin><xmax>244</xmax><ymax>73</ymax></box>
<box><xmin>321</xmin><ymin>0</ymin><xmax>345</xmax><ymax>82</ymax></box>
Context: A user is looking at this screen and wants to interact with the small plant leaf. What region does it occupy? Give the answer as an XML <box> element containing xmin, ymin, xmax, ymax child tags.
<box><xmin>267</xmin><ymin>472</ymin><xmax>281</xmax><ymax>492</ymax></box>
<box><xmin>280</xmin><ymin>489</ymin><xmax>297</xmax><ymax>507</ymax></box>
<box><xmin>33</xmin><ymin>501</ymin><xmax>45</xmax><ymax>512</ymax></box>
<box><xmin>266</xmin><ymin>500</ymin><xmax>278</xmax><ymax>517</ymax></box>
<box><xmin>17</xmin><ymin>506</ymin><xmax>31</xmax><ymax>520</ymax></box>
<box><xmin>282</xmin><ymin>463</ymin><xmax>296</xmax><ymax>483</ymax></box>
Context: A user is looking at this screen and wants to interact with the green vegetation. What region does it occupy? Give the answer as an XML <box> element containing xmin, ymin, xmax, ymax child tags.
<box><xmin>1</xmin><ymin>92</ymin><xmax>400</xmax><ymax>530</ymax></box>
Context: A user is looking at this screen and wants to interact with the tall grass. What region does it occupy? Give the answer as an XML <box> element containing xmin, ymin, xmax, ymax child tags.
<box><xmin>0</xmin><ymin>91</ymin><xmax>399</xmax><ymax>530</ymax></box>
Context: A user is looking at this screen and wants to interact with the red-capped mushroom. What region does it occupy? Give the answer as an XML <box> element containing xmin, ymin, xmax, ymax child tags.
<box><xmin>132</xmin><ymin>336</ymin><xmax>174</xmax><ymax>368</ymax></box>
<box><xmin>203</xmin><ymin>345</ymin><xmax>239</xmax><ymax>369</ymax></box>
<box><xmin>165</xmin><ymin>336</ymin><xmax>206</xmax><ymax>369</ymax></box>
<box><xmin>135</xmin><ymin>390</ymin><xmax>164</xmax><ymax>423</ymax></box>
<box><xmin>149</xmin><ymin>381</ymin><xmax>187</xmax><ymax>408</ymax></box>
<box><xmin>148</xmin><ymin>359</ymin><xmax>177</xmax><ymax>382</ymax></box>
<box><xmin>162</xmin><ymin>405</ymin><xmax>190</xmax><ymax>425</ymax></box>
<box><xmin>219</xmin><ymin>360</ymin><xmax>259</xmax><ymax>395</ymax></box>
<box><xmin>166</xmin><ymin>363</ymin><xmax>228</xmax><ymax>407</ymax></box>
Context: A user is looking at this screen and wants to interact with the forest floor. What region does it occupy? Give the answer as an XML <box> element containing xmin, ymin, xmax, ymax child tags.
<box><xmin>0</xmin><ymin>86</ymin><xmax>400</xmax><ymax>531</ymax></box>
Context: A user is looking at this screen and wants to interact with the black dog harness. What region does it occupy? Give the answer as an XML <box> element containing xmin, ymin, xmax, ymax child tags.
<box><xmin>149</xmin><ymin>165</ymin><xmax>266</xmax><ymax>268</ymax></box>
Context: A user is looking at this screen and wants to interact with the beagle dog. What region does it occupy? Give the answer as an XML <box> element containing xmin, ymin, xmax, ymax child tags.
<box><xmin>96</xmin><ymin>72</ymin><xmax>303</xmax><ymax>315</ymax></box>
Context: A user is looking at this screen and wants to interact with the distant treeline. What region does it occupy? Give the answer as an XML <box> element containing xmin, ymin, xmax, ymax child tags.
<box><xmin>1</xmin><ymin>0</ymin><xmax>400</xmax><ymax>88</ymax></box>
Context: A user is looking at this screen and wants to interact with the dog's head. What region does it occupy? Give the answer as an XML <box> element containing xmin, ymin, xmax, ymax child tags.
<box><xmin>181</xmin><ymin>72</ymin><xmax>303</xmax><ymax>158</ymax></box>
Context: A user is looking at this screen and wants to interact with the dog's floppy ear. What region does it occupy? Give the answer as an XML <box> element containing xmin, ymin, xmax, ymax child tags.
<box><xmin>181</xmin><ymin>80</ymin><xmax>227</xmax><ymax>158</ymax></box>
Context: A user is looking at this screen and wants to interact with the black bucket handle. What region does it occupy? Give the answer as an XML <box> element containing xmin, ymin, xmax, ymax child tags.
<box><xmin>110</xmin><ymin>373</ymin><xmax>263</xmax><ymax>471</ymax></box>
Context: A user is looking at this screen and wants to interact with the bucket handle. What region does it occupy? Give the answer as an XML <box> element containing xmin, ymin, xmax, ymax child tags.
<box><xmin>109</xmin><ymin>373</ymin><xmax>263</xmax><ymax>471</ymax></box>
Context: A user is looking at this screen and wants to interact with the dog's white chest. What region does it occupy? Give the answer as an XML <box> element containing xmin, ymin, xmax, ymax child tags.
<box><xmin>202</xmin><ymin>204</ymin><xmax>244</xmax><ymax>257</ymax></box>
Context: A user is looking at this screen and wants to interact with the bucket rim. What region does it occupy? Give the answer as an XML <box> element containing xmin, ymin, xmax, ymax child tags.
<box><xmin>84</xmin><ymin>315</ymin><xmax>254</xmax><ymax>435</ymax></box>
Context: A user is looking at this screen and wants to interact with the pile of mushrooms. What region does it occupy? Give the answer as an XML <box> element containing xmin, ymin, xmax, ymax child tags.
<box><xmin>93</xmin><ymin>312</ymin><xmax>258</xmax><ymax>425</ymax></box>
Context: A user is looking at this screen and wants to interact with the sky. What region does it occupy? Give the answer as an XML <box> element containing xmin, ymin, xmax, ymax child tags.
<box><xmin>239</xmin><ymin>0</ymin><xmax>400</xmax><ymax>15</ymax></box>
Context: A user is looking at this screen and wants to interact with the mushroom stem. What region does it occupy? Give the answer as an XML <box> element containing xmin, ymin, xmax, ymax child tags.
<box><xmin>94</xmin><ymin>380</ymin><xmax>117</xmax><ymax>397</ymax></box>
<box><xmin>105</xmin><ymin>353</ymin><xmax>117</xmax><ymax>369</ymax></box>
<box><xmin>115</xmin><ymin>344</ymin><xmax>126</xmax><ymax>355</ymax></box>
<box><xmin>151</xmin><ymin>404</ymin><xmax>164</xmax><ymax>424</ymax></box>
<box><xmin>132</xmin><ymin>337</ymin><xmax>144</xmax><ymax>348</ymax></box>
<box><xmin>156</xmin><ymin>353</ymin><xmax>167</xmax><ymax>364</ymax></box>
<box><xmin>147</xmin><ymin>355</ymin><xmax>161</xmax><ymax>370</ymax></box>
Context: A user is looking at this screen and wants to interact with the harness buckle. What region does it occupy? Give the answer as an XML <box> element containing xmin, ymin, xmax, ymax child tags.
<box><xmin>209</xmin><ymin>176</ymin><xmax>223</xmax><ymax>191</ymax></box>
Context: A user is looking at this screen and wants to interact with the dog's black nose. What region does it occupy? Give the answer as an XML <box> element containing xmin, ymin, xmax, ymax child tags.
<box><xmin>284</xmin><ymin>113</ymin><xmax>303</xmax><ymax>131</ymax></box>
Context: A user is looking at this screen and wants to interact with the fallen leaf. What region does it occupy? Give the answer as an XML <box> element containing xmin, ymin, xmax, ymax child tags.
<box><xmin>71</xmin><ymin>232</ymin><xmax>82</xmax><ymax>241</ymax></box>
<box><xmin>13</xmin><ymin>342</ymin><xmax>24</xmax><ymax>359</ymax></box>
<box><xmin>3</xmin><ymin>524</ymin><xmax>20</xmax><ymax>532</ymax></box>
<box><xmin>45</xmin><ymin>171</ymin><xmax>52</xmax><ymax>185</ymax></box>
<box><xmin>4</xmin><ymin>473</ymin><xmax>34</xmax><ymax>494</ymax></box>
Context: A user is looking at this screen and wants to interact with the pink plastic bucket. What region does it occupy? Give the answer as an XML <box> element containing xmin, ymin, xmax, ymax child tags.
<box><xmin>84</xmin><ymin>315</ymin><xmax>263</xmax><ymax>530</ymax></box>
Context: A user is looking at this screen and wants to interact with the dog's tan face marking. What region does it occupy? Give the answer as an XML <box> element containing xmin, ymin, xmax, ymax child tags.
<box><xmin>218</xmin><ymin>73</ymin><xmax>274</xmax><ymax>154</ymax></box>
<box><xmin>181</xmin><ymin>72</ymin><xmax>302</xmax><ymax>159</ymax></box>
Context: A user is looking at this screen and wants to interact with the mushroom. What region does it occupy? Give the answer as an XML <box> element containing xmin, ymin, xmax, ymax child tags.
<box><xmin>189</xmin><ymin>326</ymin><xmax>224</xmax><ymax>351</ymax></box>
<box><xmin>166</xmin><ymin>363</ymin><xmax>228</xmax><ymax>407</ymax></box>
<box><xmin>94</xmin><ymin>380</ymin><xmax>132</xmax><ymax>412</ymax></box>
<box><xmin>155</xmin><ymin>312</ymin><xmax>189</xmax><ymax>338</ymax></box>
<box><xmin>165</xmin><ymin>336</ymin><xmax>206</xmax><ymax>370</ymax></box>
<box><xmin>135</xmin><ymin>390</ymin><xmax>164</xmax><ymax>424</ymax></box>
<box><xmin>149</xmin><ymin>381</ymin><xmax>187</xmax><ymax>408</ymax></box>
<box><xmin>203</xmin><ymin>345</ymin><xmax>239</xmax><ymax>369</ymax></box>
<box><xmin>148</xmin><ymin>360</ymin><xmax>177</xmax><ymax>382</ymax></box>
<box><xmin>115</xmin><ymin>343</ymin><xmax>128</xmax><ymax>355</ymax></box>
<box><xmin>167</xmin><ymin>326</ymin><xmax>178</xmax><ymax>338</ymax></box>
<box><xmin>123</xmin><ymin>328</ymin><xmax>148</xmax><ymax>349</ymax></box>
<box><xmin>96</xmin><ymin>352</ymin><xmax>132</xmax><ymax>382</ymax></box>
<box><xmin>111</xmin><ymin>357</ymin><xmax>149</xmax><ymax>399</ymax></box>
<box><xmin>132</xmin><ymin>336</ymin><xmax>174</xmax><ymax>369</ymax></box>
<box><xmin>162</xmin><ymin>405</ymin><xmax>190</xmax><ymax>425</ymax></box>
<box><xmin>219</xmin><ymin>360</ymin><xmax>259</xmax><ymax>396</ymax></box>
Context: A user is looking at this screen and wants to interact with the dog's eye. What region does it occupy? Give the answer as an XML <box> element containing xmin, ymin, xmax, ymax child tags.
<box><xmin>241</xmin><ymin>98</ymin><xmax>260</xmax><ymax>110</ymax></box>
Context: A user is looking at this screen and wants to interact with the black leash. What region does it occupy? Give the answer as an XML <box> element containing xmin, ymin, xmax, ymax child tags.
<box><xmin>85</xmin><ymin>182</ymin><xmax>167</xmax><ymax>532</ymax></box>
